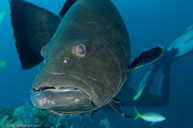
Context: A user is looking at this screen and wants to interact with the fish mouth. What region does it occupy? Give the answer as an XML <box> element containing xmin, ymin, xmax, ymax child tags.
<box><xmin>31</xmin><ymin>87</ymin><xmax>97</xmax><ymax>114</ymax></box>
<box><xmin>32</xmin><ymin>86</ymin><xmax>89</xmax><ymax>94</ymax></box>
<box><xmin>31</xmin><ymin>73</ymin><xmax>100</xmax><ymax>115</ymax></box>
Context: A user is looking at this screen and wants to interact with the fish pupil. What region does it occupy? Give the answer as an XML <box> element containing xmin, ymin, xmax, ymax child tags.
<box><xmin>77</xmin><ymin>45</ymin><xmax>85</xmax><ymax>53</ymax></box>
<box><xmin>75</xmin><ymin>44</ymin><xmax>86</xmax><ymax>57</ymax></box>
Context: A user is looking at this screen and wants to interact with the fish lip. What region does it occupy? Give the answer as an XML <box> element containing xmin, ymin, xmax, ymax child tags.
<box><xmin>47</xmin><ymin>107</ymin><xmax>96</xmax><ymax>115</ymax></box>
<box><xmin>31</xmin><ymin>87</ymin><xmax>97</xmax><ymax>114</ymax></box>
<box><xmin>32</xmin><ymin>86</ymin><xmax>89</xmax><ymax>96</ymax></box>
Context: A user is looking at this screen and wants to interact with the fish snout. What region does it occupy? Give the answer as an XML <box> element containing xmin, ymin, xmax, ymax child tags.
<box><xmin>31</xmin><ymin>73</ymin><xmax>101</xmax><ymax>114</ymax></box>
<box><xmin>31</xmin><ymin>87</ymin><xmax>96</xmax><ymax>114</ymax></box>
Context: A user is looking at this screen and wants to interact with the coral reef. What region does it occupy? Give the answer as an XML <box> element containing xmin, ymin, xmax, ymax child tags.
<box><xmin>99</xmin><ymin>118</ymin><xmax>112</xmax><ymax>128</ymax></box>
<box><xmin>0</xmin><ymin>102</ymin><xmax>110</xmax><ymax>128</ymax></box>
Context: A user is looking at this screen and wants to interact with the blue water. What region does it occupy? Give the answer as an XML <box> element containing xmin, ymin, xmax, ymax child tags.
<box><xmin>0</xmin><ymin>0</ymin><xmax>193</xmax><ymax>127</ymax></box>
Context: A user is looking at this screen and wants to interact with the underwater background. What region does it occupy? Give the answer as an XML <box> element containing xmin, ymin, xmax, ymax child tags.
<box><xmin>0</xmin><ymin>0</ymin><xmax>193</xmax><ymax>127</ymax></box>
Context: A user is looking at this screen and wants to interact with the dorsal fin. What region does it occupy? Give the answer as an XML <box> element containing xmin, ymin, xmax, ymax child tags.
<box><xmin>59</xmin><ymin>0</ymin><xmax>78</xmax><ymax>17</ymax></box>
<box><xmin>10</xmin><ymin>0</ymin><xmax>61</xmax><ymax>70</ymax></box>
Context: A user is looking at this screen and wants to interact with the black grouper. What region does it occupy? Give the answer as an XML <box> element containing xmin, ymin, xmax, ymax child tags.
<box><xmin>9</xmin><ymin>0</ymin><xmax>163</xmax><ymax>117</ymax></box>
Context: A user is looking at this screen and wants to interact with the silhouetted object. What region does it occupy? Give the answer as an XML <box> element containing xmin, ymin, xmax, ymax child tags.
<box><xmin>130</xmin><ymin>49</ymin><xmax>177</xmax><ymax>106</ymax></box>
<box><xmin>129</xmin><ymin>26</ymin><xmax>193</xmax><ymax>106</ymax></box>
<box><xmin>114</xmin><ymin>25</ymin><xmax>193</xmax><ymax>108</ymax></box>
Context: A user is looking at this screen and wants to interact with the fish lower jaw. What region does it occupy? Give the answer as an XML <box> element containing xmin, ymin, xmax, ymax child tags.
<box><xmin>31</xmin><ymin>86</ymin><xmax>99</xmax><ymax>115</ymax></box>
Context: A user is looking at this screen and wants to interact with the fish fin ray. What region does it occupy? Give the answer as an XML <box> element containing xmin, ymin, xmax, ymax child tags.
<box><xmin>108</xmin><ymin>98</ymin><xmax>130</xmax><ymax>118</ymax></box>
<box><xmin>90</xmin><ymin>109</ymin><xmax>99</xmax><ymax>119</ymax></box>
<box><xmin>10</xmin><ymin>0</ymin><xmax>60</xmax><ymax>70</ymax></box>
<box><xmin>59</xmin><ymin>0</ymin><xmax>78</xmax><ymax>17</ymax></box>
<box><xmin>128</xmin><ymin>45</ymin><xmax>163</xmax><ymax>70</ymax></box>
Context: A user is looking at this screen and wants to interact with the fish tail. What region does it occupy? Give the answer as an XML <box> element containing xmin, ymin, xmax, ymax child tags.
<box><xmin>133</xmin><ymin>106</ymin><xmax>141</xmax><ymax>120</ymax></box>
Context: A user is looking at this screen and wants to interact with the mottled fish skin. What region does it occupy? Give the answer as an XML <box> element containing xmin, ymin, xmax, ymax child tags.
<box><xmin>32</xmin><ymin>0</ymin><xmax>130</xmax><ymax>115</ymax></box>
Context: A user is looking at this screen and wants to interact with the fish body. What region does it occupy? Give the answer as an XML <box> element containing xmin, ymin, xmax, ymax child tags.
<box><xmin>9</xmin><ymin>0</ymin><xmax>163</xmax><ymax>116</ymax></box>
<box><xmin>140</xmin><ymin>112</ymin><xmax>165</xmax><ymax>122</ymax></box>
<box><xmin>134</xmin><ymin>107</ymin><xmax>166</xmax><ymax>125</ymax></box>
<box><xmin>133</xmin><ymin>70</ymin><xmax>151</xmax><ymax>101</ymax></box>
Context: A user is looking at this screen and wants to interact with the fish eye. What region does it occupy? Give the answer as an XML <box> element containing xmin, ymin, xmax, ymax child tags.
<box><xmin>74</xmin><ymin>44</ymin><xmax>86</xmax><ymax>57</ymax></box>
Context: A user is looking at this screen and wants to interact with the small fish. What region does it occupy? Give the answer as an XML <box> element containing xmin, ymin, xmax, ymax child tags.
<box><xmin>133</xmin><ymin>107</ymin><xmax>166</xmax><ymax>125</ymax></box>
<box><xmin>0</xmin><ymin>0</ymin><xmax>7</xmax><ymax>26</ymax></box>
<box><xmin>0</xmin><ymin>10</ymin><xmax>6</xmax><ymax>26</ymax></box>
<box><xmin>133</xmin><ymin>71</ymin><xmax>151</xmax><ymax>101</ymax></box>
<box><xmin>0</xmin><ymin>60</ymin><xmax>6</xmax><ymax>69</ymax></box>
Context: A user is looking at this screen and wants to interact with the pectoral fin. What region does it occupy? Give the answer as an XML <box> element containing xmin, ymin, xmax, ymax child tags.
<box><xmin>128</xmin><ymin>45</ymin><xmax>163</xmax><ymax>70</ymax></box>
<box><xmin>9</xmin><ymin>0</ymin><xmax>60</xmax><ymax>70</ymax></box>
<box><xmin>108</xmin><ymin>98</ymin><xmax>130</xmax><ymax>118</ymax></box>
<box><xmin>90</xmin><ymin>109</ymin><xmax>99</xmax><ymax>119</ymax></box>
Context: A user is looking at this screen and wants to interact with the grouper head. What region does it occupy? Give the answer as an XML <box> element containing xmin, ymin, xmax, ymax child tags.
<box><xmin>31</xmin><ymin>0</ymin><xmax>129</xmax><ymax>115</ymax></box>
<box><xmin>31</xmin><ymin>33</ymin><xmax>123</xmax><ymax>115</ymax></box>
